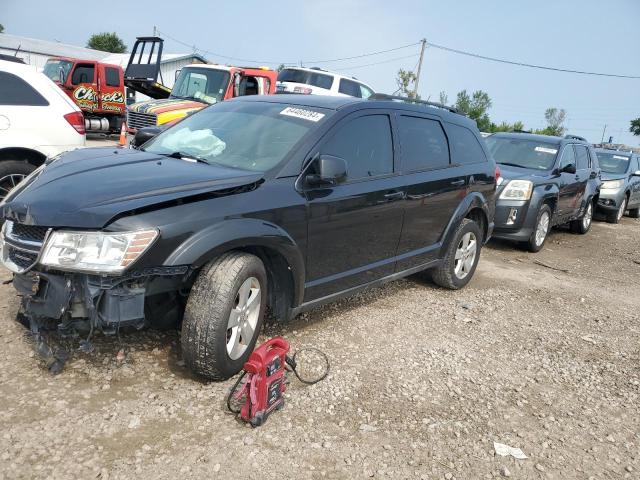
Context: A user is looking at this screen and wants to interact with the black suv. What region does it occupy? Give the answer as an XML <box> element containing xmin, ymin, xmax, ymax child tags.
<box><xmin>0</xmin><ymin>94</ymin><xmax>497</xmax><ymax>379</ymax></box>
<box><xmin>486</xmin><ymin>132</ymin><xmax>601</xmax><ymax>252</ymax></box>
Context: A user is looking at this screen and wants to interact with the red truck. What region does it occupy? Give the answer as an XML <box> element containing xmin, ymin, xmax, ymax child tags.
<box><xmin>43</xmin><ymin>57</ymin><xmax>125</xmax><ymax>133</ymax></box>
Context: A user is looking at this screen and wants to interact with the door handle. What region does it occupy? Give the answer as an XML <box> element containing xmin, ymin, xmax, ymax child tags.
<box><xmin>575</xmin><ymin>175</ymin><xmax>580</xmax><ymax>181</ymax></box>
<box><xmin>383</xmin><ymin>191</ymin><xmax>404</xmax><ymax>201</ymax></box>
<box><xmin>450</xmin><ymin>179</ymin><xmax>466</xmax><ymax>187</ymax></box>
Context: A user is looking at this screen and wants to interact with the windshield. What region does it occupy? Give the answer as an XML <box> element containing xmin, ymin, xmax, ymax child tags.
<box><xmin>277</xmin><ymin>68</ymin><xmax>333</xmax><ymax>90</ymax></box>
<box><xmin>170</xmin><ymin>67</ymin><xmax>230</xmax><ymax>104</ymax></box>
<box><xmin>43</xmin><ymin>59</ymin><xmax>73</xmax><ymax>83</ymax></box>
<box><xmin>485</xmin><ymin>136</ymin><xmax>559</xmax><ymax>170</ymax></box>
<box><xmin>143</xmin><ymin>101</ymin><xmax>332</xmax><ymax>172</ymax></box>
<box><xmin>596</xmin><ymin>152</ymin><xmax>630</xmax><ymax>174</ymax></box>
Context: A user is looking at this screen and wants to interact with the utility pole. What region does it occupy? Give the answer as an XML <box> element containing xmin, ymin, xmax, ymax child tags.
<box><xmin>153</xmin><ymin>25</ymin><xmax>157</xmax><ymax>36</ymax></box>
<box><xmin>413</xmin><ymin>39</ymin><xmax>427</xmax><ymax>98</ymax></box>
<box><xmin>601</xmin><ymin>124</ymin><xmax>607</xmax><ymax>143</ymax></box>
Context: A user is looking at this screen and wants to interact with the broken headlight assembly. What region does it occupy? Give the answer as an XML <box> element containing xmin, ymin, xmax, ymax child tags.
<box><xmin>40</xmin><ymin>229</ymin><xmax>158</xmax><ymax>274</ymax></box>
<box><xmin>499</xmin><ymin>180</ymin><xmax>533</xmax><ymax>201</ymax></box>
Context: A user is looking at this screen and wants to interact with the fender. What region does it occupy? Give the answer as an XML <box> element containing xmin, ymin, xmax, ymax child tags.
<box><xmin>163</xmin><ymin>218</ymin><xmax>305</xmax><ymax>307</ymax></box>
<box><xmin>438</xmin><ymin>192</ymin><xmax>492</xmax><ymax>258</ymax></box>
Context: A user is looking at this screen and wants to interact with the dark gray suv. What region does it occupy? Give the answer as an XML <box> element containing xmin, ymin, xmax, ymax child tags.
<box><xmin>594</xmin><ymin>148</ymin><xmax>640</xmax><ymax>223</ymax></box>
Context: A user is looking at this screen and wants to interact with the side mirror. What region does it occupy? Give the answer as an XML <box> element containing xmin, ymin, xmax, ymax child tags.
<box><xmin>560</xmin><ymin>163</ymin><xmax>576</xmax><ymax>174</ymax></box>
<box><xmin>632</xmin><ymin>170</ymin><xmax>640</xmax><ymax>177</ymax></box>
<box><xmin>58</xmin><ymin>67</ymin><xmax>66</xmax><ymax>83</ymax></box>
<box><xmin>132</xmin><ymin>126</ymin><xmax>163</xmax><ymax>148</ymax></box>
<box><xmin>233</xmin><ymin>72</ymin><xmax>242</xmax><ymax>97</ymax></box>
<box><xmin>305</xmin><ymin>154</ymin><xmax>347</xmax><ymax>186</ymax></box>
<box><xmin>174</xmin><ymin>69</ymin><xmax>181</xmax><ymax>81</ymax></box>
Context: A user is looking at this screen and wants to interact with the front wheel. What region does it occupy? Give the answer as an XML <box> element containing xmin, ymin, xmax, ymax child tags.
<box><xmin>525</xmin><ymin>204</ymin><xmax>552</xmax><ymax>253</ymax></box>
<box><xmin>628</xmin><ymin>206</ymin><xmax>640</xmax><ymax>218</ymax></box>
<box><xmin>181</xmin><ymin>252</ymin><xmax>267</xmax><ymax>380</ymax></box>
<box><xmin>431</xmin><ymin>218</ymin><xmax>482</xmax><ymax>290</ymax></box>
<box><xmin>570</xmin><ymin>199</ymin><xmax>593</xmax><ymax>234</ymax></box>
<box><xmin>0</xmin><ymin>160</ymin><xmax>36</xmax><ymax>201</ymax></box>
<box><xmin>606</xmin><ymin>197</ymin><xmax>627</xmax><ymax>224</ymax></box>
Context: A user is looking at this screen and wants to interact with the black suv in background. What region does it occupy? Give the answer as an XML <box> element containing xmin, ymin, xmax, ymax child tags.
<box><xmin>594</xmin><ymin>148</ymin><xmax>640</xmax><ymax>223</ymax></box>
<box><xmin>486</xmin><ymin>132</ymin><xmax>601</xmax><ymax>252</ymax></box>
<box><xmin>0</xmin><ymin>94</ymin><xmax>497</xmax><ymax>379</ymax></box>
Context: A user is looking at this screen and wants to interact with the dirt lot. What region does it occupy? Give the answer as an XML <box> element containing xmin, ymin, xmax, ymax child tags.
<box><xmin>0</xmin><ymin>215</ymin><xmax>638</xmax><ymax>480</ymax></box>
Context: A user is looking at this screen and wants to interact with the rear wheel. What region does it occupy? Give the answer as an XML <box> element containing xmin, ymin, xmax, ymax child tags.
<box><xmin>181</xmin><ymin>252</ymin><xmax>267</xmax><ymax>380</ymax></box>
<box><xmin>570</xmin><ymin>199</ymin><xmax>593</xmax><ymax>234</ymax></box>
<box><xmin>525</xmin><ymin>204</ymin><xmax>552</xmax><ymax>253</ymax></box>
<box><xmin>0</xmin><ymin>160</ymin><xmax>36</xmax><ymax>201</ymax></box>
<box><xmin>606</xmin><ymin>196</ymin><xmax>627</xmax><ymax>224</ymax></box>
<box><xmin>431</xmin><ymin>218</ymin><xmax>482</xmax><ymax>290</ymax></box>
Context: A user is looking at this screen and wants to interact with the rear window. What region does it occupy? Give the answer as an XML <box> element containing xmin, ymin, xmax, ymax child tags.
<box><xmin>447</xmin><ymin>124</ymin><xmax>487</xmax><ymax>165</ymax></box>
<box><xmin>277</xmin><ymin>69</ymin><xmax>333</xmax><ymax>90</ymax></box>
<box><xmin>398</xmin><ymin>116</ymin><xmax>450</xmax><ymax>171</ymax></box>
<box><xmin>105</xmin><ymin>67</ymin><xmax>120</xmax><ymax>87</ymax></box>
<box><xmin>0</xmin><ymin>71</ymin><xmax>49</xmax><ymax>106</ymax></box>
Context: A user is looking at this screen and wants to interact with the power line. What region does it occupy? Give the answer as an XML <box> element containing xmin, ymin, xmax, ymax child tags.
<box><xmin>427</xmin><ymin>41</ymin><xmax>640</xmax><ymax>79</ymax></box>
<box><xmin>301</xmin><ymin>42</ymin><xmax>421</xmax><ymax>64</ymax></box>
<box><xmin>334</xmin><ymin>54</ymin><xmax>419</xmax><ymax>72</ymax></box>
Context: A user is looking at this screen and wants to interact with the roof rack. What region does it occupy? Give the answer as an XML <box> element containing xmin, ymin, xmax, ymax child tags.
<box><xmin>368</xmin><ymin>93</ymin><xmax>461</xmax><ymax>114</ymax></box>
<box><xmin>564</xmin><ymin>134</ymin><xmax>587</xmax><ymax>141</ymax></box>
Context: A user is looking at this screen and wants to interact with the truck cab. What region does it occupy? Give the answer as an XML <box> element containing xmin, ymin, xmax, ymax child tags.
<box><xmin>126</xmin><ymin>64</ymin><xmax>277</xmax><ymax>132</ymax></box>
<box><xmin>43</xmin><ymin>57</ymin><xmax>125</xmax><ymax>133</ymax></box>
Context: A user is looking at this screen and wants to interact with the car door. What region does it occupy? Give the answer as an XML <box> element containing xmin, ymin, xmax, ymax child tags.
<box><xmin>556</xmin><ymin>144</ymin><xmax>581</xmax><ymax>217</ymax></box>
<box><xmin>573</xmin><ymin>145</ymin><xmax>592</xmax><ymax>213</ymax></box>
<box><xmin>303</xmin><ymin>112</ymin><xmax>405</xmax><ymax>301</ymax></box>
<box><xmin>67</xmin><ymin>63</ymin><xmax>98</xmax><ymax>113</ymax></box>
<box><xmin>629</xmin><ymin>156</ymin><xmax>640</xmax><ymax>206</ymax></box>
<box><xmin>393</xmin><ymin>114</ymin><xmax>465</xmax><ymax>271</ymax></box>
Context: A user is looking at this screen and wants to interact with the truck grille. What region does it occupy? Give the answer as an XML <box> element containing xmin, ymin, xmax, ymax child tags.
<box><xmin>0</xmin><ymin>220</ymin><xmax>49</xmax><ymax>274</ymax></box>
<box><xmin>127</xmin><ymin>111</ymin><xmax>157</xmax><ymax>131</ymax></box>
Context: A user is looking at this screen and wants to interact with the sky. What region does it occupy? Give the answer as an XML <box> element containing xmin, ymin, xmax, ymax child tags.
<box><xmin>3</xmin><ymin>0</ymin><xmax>639</xmax><ymax>145</ymax></box>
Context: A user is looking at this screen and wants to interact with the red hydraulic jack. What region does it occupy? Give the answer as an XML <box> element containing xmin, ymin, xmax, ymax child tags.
<box><xmin>228</xmin><ymin>336</ymin><xmax>329</xmax><ymax>427</ymax></box>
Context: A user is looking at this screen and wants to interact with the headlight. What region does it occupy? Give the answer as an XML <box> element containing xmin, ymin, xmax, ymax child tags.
<box><xmin>602</xmin><ymin>179</ymin><xmax>624</xmax><ymax>190</ymax></box>
<box><xmin>499</xmin><ymin>180</ymin><xmax>533</xmax><ymax>201</ymax></box>
<box><xmin>40</xmin><ymin>229</ymin><xmax>158</xmax><ymax>274</ymax></box>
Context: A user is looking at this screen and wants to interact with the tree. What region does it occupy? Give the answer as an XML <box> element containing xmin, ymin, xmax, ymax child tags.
<box><xmin>438</xmin><ymin>91</ymin><xmax>448</xmax><ymax>106</ymax></box>
<box><xmin>0</xmin><ymin>24</ymin><xmax>4</xmax><ymax>34</ymax></box>
<box><xmin>534</xmin><ymin>107</ymin><xmax>567</xmax><ymax>136</ymax></box>
<box><xmin>395</xmin><ymin>69</ymin><xmax>418</xmax><ymax>98</ymax></box>
<box><xmin>455</xmin><ymin>90</ymin><xmax>493</xmax><ymax>132</ymax></box>
<box><xmin>630</xmin><ymin>118</ymin><xmax>640</xmax><ymax>136</ymax></box>
<box><xmin>87</xmin><ymin>32</ymin><xmax>126</xmax><ymax>53</ymax></box>
<box><xmin>489</xmin><ymin>120</ymin><xmax>526</xmax><ymax>133</ymax></box>
<box><xmin>276</xmin><ymin>64</ymin><xmax>286</xmax><ymax>73</ymax></box>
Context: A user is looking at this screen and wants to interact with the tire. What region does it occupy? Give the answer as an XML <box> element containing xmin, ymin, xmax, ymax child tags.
<box><xmin>570</xmin><ymin>198</ymin><xmax>594</xmax><ymax>234</ymax></box>
<box><xmin>525</xmin><ymin>204</ymin><xmax>552</xmax><ymax>253</ymax></box>
<box><xmin>605</xmin><ymin>196</ymin><xmax>627</xmax><ymax>224</ymax></box>
<box><xmin>431</xmin><ymin>218</ymin><xmax>482</xmax><ymax>290</ymax></box>
<box><xmin>0</xmin><ymin>160</ymin><xmax>36</xmax><ymax>201</ymax></box>
<box><xmin>628</xmin><ymin>206</ymin><xmax>640</xmax><ymax>218</ymax></box>
<box><xmin>181</xmin><ymin>252</ymin><xmax>267</xmax><ymax>380</ymax></box>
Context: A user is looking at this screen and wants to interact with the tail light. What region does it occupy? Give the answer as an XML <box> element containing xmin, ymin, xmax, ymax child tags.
<box><xmin>495</xmin><ymin>165</ymin><xmax>501</xmax><ymax>184</ymax></box>
<box><xmin>64</xmin><ymin>111</ymin><xmax>86</xmax><ymax>135</ymax></box>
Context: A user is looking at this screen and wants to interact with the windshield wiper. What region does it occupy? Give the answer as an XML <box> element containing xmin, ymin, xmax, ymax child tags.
<box><xmin>498</xmin><ymin>162</ymin><xmax>527</xmax><ymax>168</ymax></box>
<box><xmin>164</xmin><ymin>151</ymin><xmax>209</xmax><ymax>164</ymax></box>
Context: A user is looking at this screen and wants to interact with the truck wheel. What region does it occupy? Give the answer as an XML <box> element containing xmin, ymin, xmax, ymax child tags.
<box><xmin>431</xmin><ymin>218</ymin><xmax>482</xmax><ymax>290</ymax></box>
<box><xmin>628</xmin><ymin>206</ymin><xmax>640</xmax><ymax>218</ymax></box>
<box><xmin>605</xmin><ymin>197</ymin><xmax>627</xmax><ymax>224</ymax></box>
<box><xmin>181</xmin><ymin>252</ymin><xmax>267</xmax><ymax>380</ymax></box>
<box><xmin>570</xmin><ymin>199</ymin><xmax>593</xmax><ymax>234</ymax></box>
<box><xmin>0</xmin><ymin>161</ymin><xmax>36</xmax><ymax>201</ymax></box>
<box><xmin>525</xmin><ymin>204</ymin><xmax>552</xmax><ymax>253</ymax></box>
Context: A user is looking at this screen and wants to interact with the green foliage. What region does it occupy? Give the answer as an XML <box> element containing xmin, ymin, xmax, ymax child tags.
<box><xmin>0</xmin><ymin>24</ymin><xmax>4</xmax><ymax>34</ymax></box>
<box><xmin>533</xmin><ymin>107</ymin><xmax>566</xmax><ymax>136</ymax></box>
<box><xmin>630</xmin><ymin>118</ymin><xmax>640</xmax><ymax>136</ymax></box>
<box><xmin>86</xmin><ymin>32</ymin><xmax>126</xmax><ymax>53</ymax></box>
<box><xmin>395</xmin><ymin>69</ymin><xmax>419</xmax><ymax>99</ymax></box>
<box><xmin>276</xmin><ymin>64</ymin><xmax>286</xmax><ymax>73</ymax></box>
<box><xmin>438</xmin><ymin>91</ymin><xmax>448</xmax><ymax>106</ymax></box>
<box><xmin>454</xmin><ymin>90</ymin><xmax>493</xmax><ymax>132</ymax></box>
<box><xmin>488</xmin><ymin>120</ymin><xmax>525</xmax><ymax>133</ymax></box>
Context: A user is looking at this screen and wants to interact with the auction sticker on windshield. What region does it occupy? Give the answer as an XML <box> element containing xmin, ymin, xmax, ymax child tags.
<box><xmin>534</xmin><ymin>146</ymin><xmax>558</xmax><ymax>155</ymax></box>
<box><xmin>280</xmin><ymin>107</ymin><xmax>325</xmax><ymax>122</ymax></box>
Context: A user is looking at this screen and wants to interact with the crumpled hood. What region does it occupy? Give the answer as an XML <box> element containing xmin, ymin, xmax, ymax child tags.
<box><xmin>2</xmin><ymin>147</ymin><xmax>262</xmax><ymax>228</ymax></box>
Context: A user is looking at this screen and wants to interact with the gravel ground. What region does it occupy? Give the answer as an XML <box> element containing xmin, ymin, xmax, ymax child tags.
<box><xmin>0</xmin><ymin>217</ymin><xmax>639</xmax><ymax>480</ymax></box>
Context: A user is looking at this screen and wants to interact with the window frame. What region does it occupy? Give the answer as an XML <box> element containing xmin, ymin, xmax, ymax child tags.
<box><xmin>573</xmin><ymin>144</ymin><xmax>591</xmax><ymax>171</ymax></box>
<box><xmin>310</xmin><ymin>110</ymin><xmax>398</xmax><ymax>185</ymax></box>
<box><xmin>445</xmin><ymin>122</ymin><xmax>488</xmax><ymax>167</ymax></box>
<box><xmin>0</xmin><ymin>71</ymin><xmax>49</xmax><ymax>106</ymax></box>
<box><xmin>104</xmin><ymin>67</ymin><xmax>120</xmax><ymax>88</ymax></box>
<box><xmin>557</xmin><ymin>144</ymin><xmax>577</xmax><ymax>170</ymax></box>
<box><xmin>395</xmin><ymin>113</ymin><xmax>452</xmax><ymax>173</ymax></box>
<box><xmin>70</xmin><ymin>63</ymin><xmax>96</xmax><ymax>85</ymax></box>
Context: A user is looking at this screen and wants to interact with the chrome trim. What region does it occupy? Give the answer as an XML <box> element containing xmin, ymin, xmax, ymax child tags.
<box><xmin>0</xmin><ymin>221</ymin><xmax>51</xmax><ymax>274</ymax></box>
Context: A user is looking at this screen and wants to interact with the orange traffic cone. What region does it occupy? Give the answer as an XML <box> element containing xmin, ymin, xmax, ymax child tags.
<box><xmin>119</xmin><ymin>121</ymin><xmax>127</xmax><ymax>146</ymax></box>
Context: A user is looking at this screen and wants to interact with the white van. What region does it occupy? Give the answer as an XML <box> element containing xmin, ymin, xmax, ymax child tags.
<box><xmin>0</xmin><ymin>57</ymin><xmax>85</xmax><ymax>199</ymax></box>
<box><xmin>276</xmin><ymin>67</ymin><xmax>374</xmax><ymax>98</ymax></box>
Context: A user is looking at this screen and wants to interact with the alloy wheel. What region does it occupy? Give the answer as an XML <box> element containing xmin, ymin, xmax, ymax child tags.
<box><xmin>535</xmin><ymin>211</ymin><xmax>550</xmax><ymax>246</ymax></box>
<box><xmin>454</xmin><ymin>232</ymin><xmax>477</xmax><ymax>280</ymax></box>
<box><xmin>583</xmin><ymin>202</ymin><xmax>593</xmax><ymax>229</ymax></box>
<box><xmin>226</xmin><ymin>276</ymin><xmax>261</xmax><ymax>360</ymax></box>
<box><xmin>616</xmin><ymin>198</ymin><xmax>627</xmax><ymax>222</ymax></box>
<box><xmin>0</xmin><ymin>174</ymin><xmax>27</xmax><ymax>200</ymax></box>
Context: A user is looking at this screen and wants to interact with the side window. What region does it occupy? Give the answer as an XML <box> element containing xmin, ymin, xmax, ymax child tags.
<box><xmin>309</xmin><ymin>73</ymin><xmax>333</xmax><ymax>90</ymax></box>
<box><xmin>321</xmin><ymin>115</ymin><xmax>393</xmax><ymax>180</ymax></box>
<box><xmin>359</xmin><ymin>84</ymin><xmax>374</xmax><ymax>99</ymax></box>
<box><xmin>105</xmin><ymin>67</ymin><xmax>120</xmax><ymax>87</ymax></box>
<box><xmin>338</xmin><ymin>79</ymin><xmax>362</xmax><ymax>98</ymax></box>
<box><xmin>398</xmin><ymin>115</ymin><xmax>450</xmax><ymax>171</ymax></box>
<box><xmin>447</xmin><ymin>123</ymin><xmax>487</xmax><ymax>165</ymax></box>
<box><xmin>0</xmin><ymin>72</ymin><xmax>49</xmax><ymax>106</ymax></box>
<box><xmin>71</xmin><ymin>64</ymin><xmax>95</xmax><ymax>85</ymax></box>
<box><xmin>558</xmin><ymin>144</ymin><xmax>576</xmax><ymax>168</ymax></box>
<box><xmin>574</xmin><ymin>145</ymin><xmax>590</xmax><ymax>170</ymax></box>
